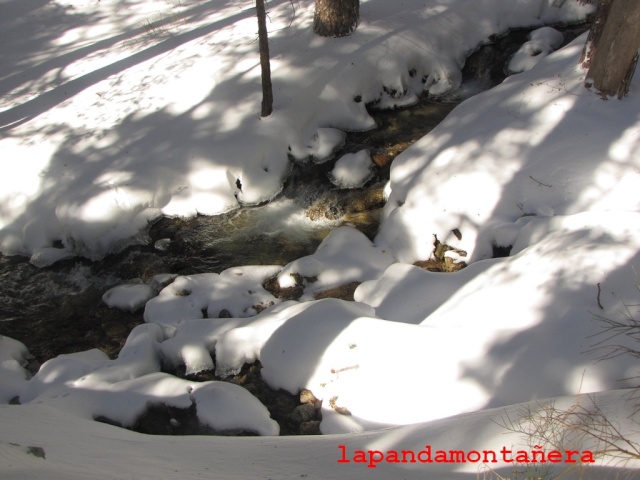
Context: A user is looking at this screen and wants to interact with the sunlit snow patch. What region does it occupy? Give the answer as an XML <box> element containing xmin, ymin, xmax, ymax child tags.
<box><xmin>276</xmin><ymin>226</ymin><xmax>395</xmax><ymax>298</ymax></box>
<box><xmin>329</xmin><ymin>150</ymin><xmax>375</xmax><ymax>189</ymax></box>
<box><xmin>144</xmin><ymin>266</ymin><xmax>283</xmax><ymax>331</ymax></box>
<box><xmin>103</xmin><ymin>283</ymin><xmax>156</xmax><ymax>313</ymax></box>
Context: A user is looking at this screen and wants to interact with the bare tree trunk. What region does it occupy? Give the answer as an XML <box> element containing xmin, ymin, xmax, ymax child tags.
<box><xmin>583</xmin><ymin>0</ymin><xmax>640</xmax><ymax>98</ymax></box>
<box><xmin>579</xmin><ymin>0</ymin><xmax>614</xmax><ymax>69</ymax></box>
<box><xmin>313</xmin><ymin>0</ymin><xmax>359</xmax><ymax>38</ymax></box>
<box><xmin>256</xmin><ymin>0</ymin><xmax>273</xmax><ymax>116</ymax></box>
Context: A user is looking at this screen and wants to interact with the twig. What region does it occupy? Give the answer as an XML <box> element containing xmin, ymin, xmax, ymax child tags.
<box><xmin>287</xmin><ymin>0</ymin><xmax>297</xmax><ymax>27</ymax></box>
<box><xmin>597</xmin><ymin>283</ymin><xmax>604</xmax><ymax>310</ymax></box>
<box><xmin>529</xmin><ymin>175</ymin><xmax>552</xmax><ymax>188</ymax></box>
<box><xmin>330</xmin><ymin>364</ymin><xmax>359</xmax><ymax>374</ymax></box>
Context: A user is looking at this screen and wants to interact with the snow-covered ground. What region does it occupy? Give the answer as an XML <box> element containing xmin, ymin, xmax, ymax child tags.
<box><xmin>2</xmin><ymin>0</ymin><xmax>640</xmax><ymax>479</ymax></box>
<box><xmin>1</xmin><ymin>0</ymin><xmax>591</xmax><ymax>265</ymax></box>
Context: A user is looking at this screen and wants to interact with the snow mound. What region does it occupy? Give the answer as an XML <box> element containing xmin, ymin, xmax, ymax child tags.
<box><xmin>289</xmin><ymin>128</ymin><xmax>347</xmax><ymax>164</ymax></box>
<box><xmin>102</xmin><ymin>282</ymin><xmax>156</xmax><ymax>312</ymax></box>
<box><xmin>144</xmin><ymin>266</ymin><xmax>282</xmax><ymax>331</ymax></box>
<box><xmin>102</xmin><ymin>274</ymin><xmax>177</xmax><ymax>312</ymax></box>
<box><xmin>507</xmin><ymin>27</ymin><xmax>565</xmax><ymax>73</ymax></box>
<box><xmin>16</xmin><ymin>323</ymin><xmax>278</xmax><ymax>435</ymax></box>
<box><xmin>0</xmin><ymin>336</ymin><xmax>32</xmax><ymax>403</ymax></box>
<box><xmin>329</xmin><ymin>150</ymin><xmax>375</xmax><ymax>188</ymax></box>
<box><xmin>377</xmin><ymin>34</ymin><xmax>640</xmax><ymax>264</ymax></box>
<box><xmin>276</xmin><ymin>226</ymin><xmax>395</xmax><ymax>299</ymax></box>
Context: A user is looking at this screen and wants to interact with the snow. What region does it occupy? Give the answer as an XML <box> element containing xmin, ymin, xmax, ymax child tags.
<box><xmin>0</xmin><ymin>0</ymin><xmax>593</xmax><ymax>263</ymax></box>
<box><xmin>330</xmin><ymin>149</ymin><xmax>375</xmax><ymax>188</ymax></box>
<box><xmin>376</xmin><ymin>34</ymin><xmax>640</xmax><ymax>264</ymax></box>
<box><xmin>102</xmin><ymin>273</ymin><xmax>179</xmax><ymax>312</ymax></box>
<box><xmin>507</xmin><ymin>26</ymin><xmax>565</xmax><ymax>73</ymax></box>
<box><xmin>1</xmin><ymin>390</ymin><xmax>638</xmax><ymax>479</ymax></box>
<box><xmin>291</xmin><ymin>127</ymin><xmax>348</xmax><ymax>164</ymax></box>
<box><xmin>276</xmin><ymin>226</ymin><xmax>395</xmax><ymax>299</ymax></box>
<box><xmin>4</xmin><ymin>0</ymin><xmax>640</xmax><ymax>479</ymax></box>
<box><xmin>102</xmin><ymin>282</ymin><xmax>157</xmax><ymax>312</ymax></box>
<box><xmin>144</xmin><ymin>265</ymin><xmax>283</xmax><ymax>329</ymax></box>
<box><xmin>16</xmin><ymin>323</ymin><xmax>279</xmax><ymax>436</ymax></box>
<box><xmin>0</xmin><ymin>336</ymin><xmax>32</xmax><ymax>404</ymax></box>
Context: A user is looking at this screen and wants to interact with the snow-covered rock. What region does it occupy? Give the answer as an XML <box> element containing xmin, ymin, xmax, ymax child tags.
<box><xmin>330</xmin><ymin>150</ymin><xmax>375</xmax><ymax>188</ymax></box>
<box><xmin>507</xmin><ymin>27</ymin><xmax>565</xmax><ymax>74</ymax></box>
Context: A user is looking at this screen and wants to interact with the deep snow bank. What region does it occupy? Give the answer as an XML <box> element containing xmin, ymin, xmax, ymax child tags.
<box><xmin>1</xmin><ymin>390</ymin><xmax>639</xmax><ymax>479</ymax></box>
<box><xmin>376</xmin><ymin>34</ymin><xmax>640</xmax><ymax>264</ymax></box>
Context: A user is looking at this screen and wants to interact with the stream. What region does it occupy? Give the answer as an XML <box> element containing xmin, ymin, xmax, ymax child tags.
<box><xmin>0</xmin><ymin>24</ymin><xmax>587</xmax><ymax>385</ymax></box>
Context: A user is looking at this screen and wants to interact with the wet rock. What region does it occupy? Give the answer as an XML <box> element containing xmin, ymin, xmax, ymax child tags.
<box><xmin>100</xmin><ymin>250</ymin><xmax>169</xmax><ymax>282</ymax></box>
<box><xmin>101</xmin><ymin>321</ymin><xmax>129</xmax><ymax>339</ymax></box>
<box><xmin>342</xmin><ymin>186</ymin><xmax>386</xmax><ymax>214</ymax></box>
<box><xmin>59</xmin><ymin>285</ymin><xmax>102</xmax><ymax>319</ymax></box>
<box><xmin>371</xmin><ymin>141</ymin><xmax>413</xmax><ymax>167</ymax></box>
<box><xmin>304</xmin><ymin>185</ymin><xmax>385</xmax><ymax>231</ymax></box>
<box><xmin>305</xmin><ymin>193</ymin><xmax>343</xmax><ymax>221</ymax></box>
<box><xmin>341</xmin><ymin>210</ymin><xmax>381</xmax><ymax>237</ymax></box>
<box><xmin>154</xmin><ymin>238</ymin><xmax>171</xmax><ymax>251</ymax></box>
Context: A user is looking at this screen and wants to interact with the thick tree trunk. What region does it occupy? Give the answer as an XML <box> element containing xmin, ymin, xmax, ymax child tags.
<box><xmin>584</xmin><ymin>0</ymin><xmax>640</xmax><ymax>98</ymax></box>
<box><xmin>579</xmin><ymin>0</ymin><xmax>613</xmax><ymax>69</ymax></box>
<box><xmin>256</xmin><ymin>0</ymin><xmax>273</xmax><ymax>116</ymax></box>
<box><xmin>313</xmin><ymin>0</ymin><xmax>359</xmax><ymax>38</ymax></box>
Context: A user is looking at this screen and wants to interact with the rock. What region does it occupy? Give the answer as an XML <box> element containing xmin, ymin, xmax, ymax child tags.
<box><xmin>372</xmin><ymin>152</ymin><xmax>392</xmax><ymax>167</ymax></box>
<box><xmin>263</xmin><ymin>274</ymin><xmax>304</xmax><ymax>301</ymax></box>
<box><xmin>101</xmin><ymin>321</ymin><xmax>129</xmax><ymax>339</ymax></box>
<box><xmin>299</xmin><ymin>389</ymin><xmax>319</xmax><ymax>405</ymax></box>
<box><xmin>305</xmin><ymin>194</ymin><xmax>343</xmax><ymax>221</ymax></box>
<box><xmin>26</xmin><ymin>446</ymin><xmax>46</xmax><ymax>459</ymax></box>
<box><xmin>342</xmin><ymin>187</ymin><xmax>385</xmax><ymax>214</ymax></box>
<box><xmin>154</xmin><ymin>238</ymin><xmax>171</xmax><ymax>251</ymax></box>
<box><xmin>299</xmin><ymin>421</ymin><xmax>321</xmax><ymax>435</ymax></box>
<box><xmin>289</xmin><ymin>403</ymin><xmax>317</xmax><ymax>423</ymax></box>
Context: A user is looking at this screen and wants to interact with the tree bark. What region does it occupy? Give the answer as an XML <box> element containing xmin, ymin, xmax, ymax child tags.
<box><xmin>256</xmin><ymin>0</ymin><xmax>273</xmax><ymax>116</ymax></box>
<box><xmin>579</xmin><ymin>0</ymin><xmax>613</xmax><ymax>69</ymax></box>
<box><xmin>313</xmin><ymin>0</ymin><xmax>359</xmax><ymax>38</ymax></box>
<box><xmin>584</xmin><ymin>0</ymin><xmax>640</xmax><ymax>98</ymax></box>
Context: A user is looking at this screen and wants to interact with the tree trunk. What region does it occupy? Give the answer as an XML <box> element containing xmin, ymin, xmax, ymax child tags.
<box><xmin>256</xmin><ymin>0</ymin><xmax>273</xmax><ymax>116</ymax></box>
<box><xmin>579</xmin><ymin>0</ymin><xmax>613</xmax><ymax>69</ymax></box>
<box><xmin>584</xmin><ymin>0</ymin><xmax>640</xmax><ymax>98</ymax></box>
<box><xmin>313</xmin><ymin>0</ymin><xmax>359</xmax><ymax>38</ymax></box>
